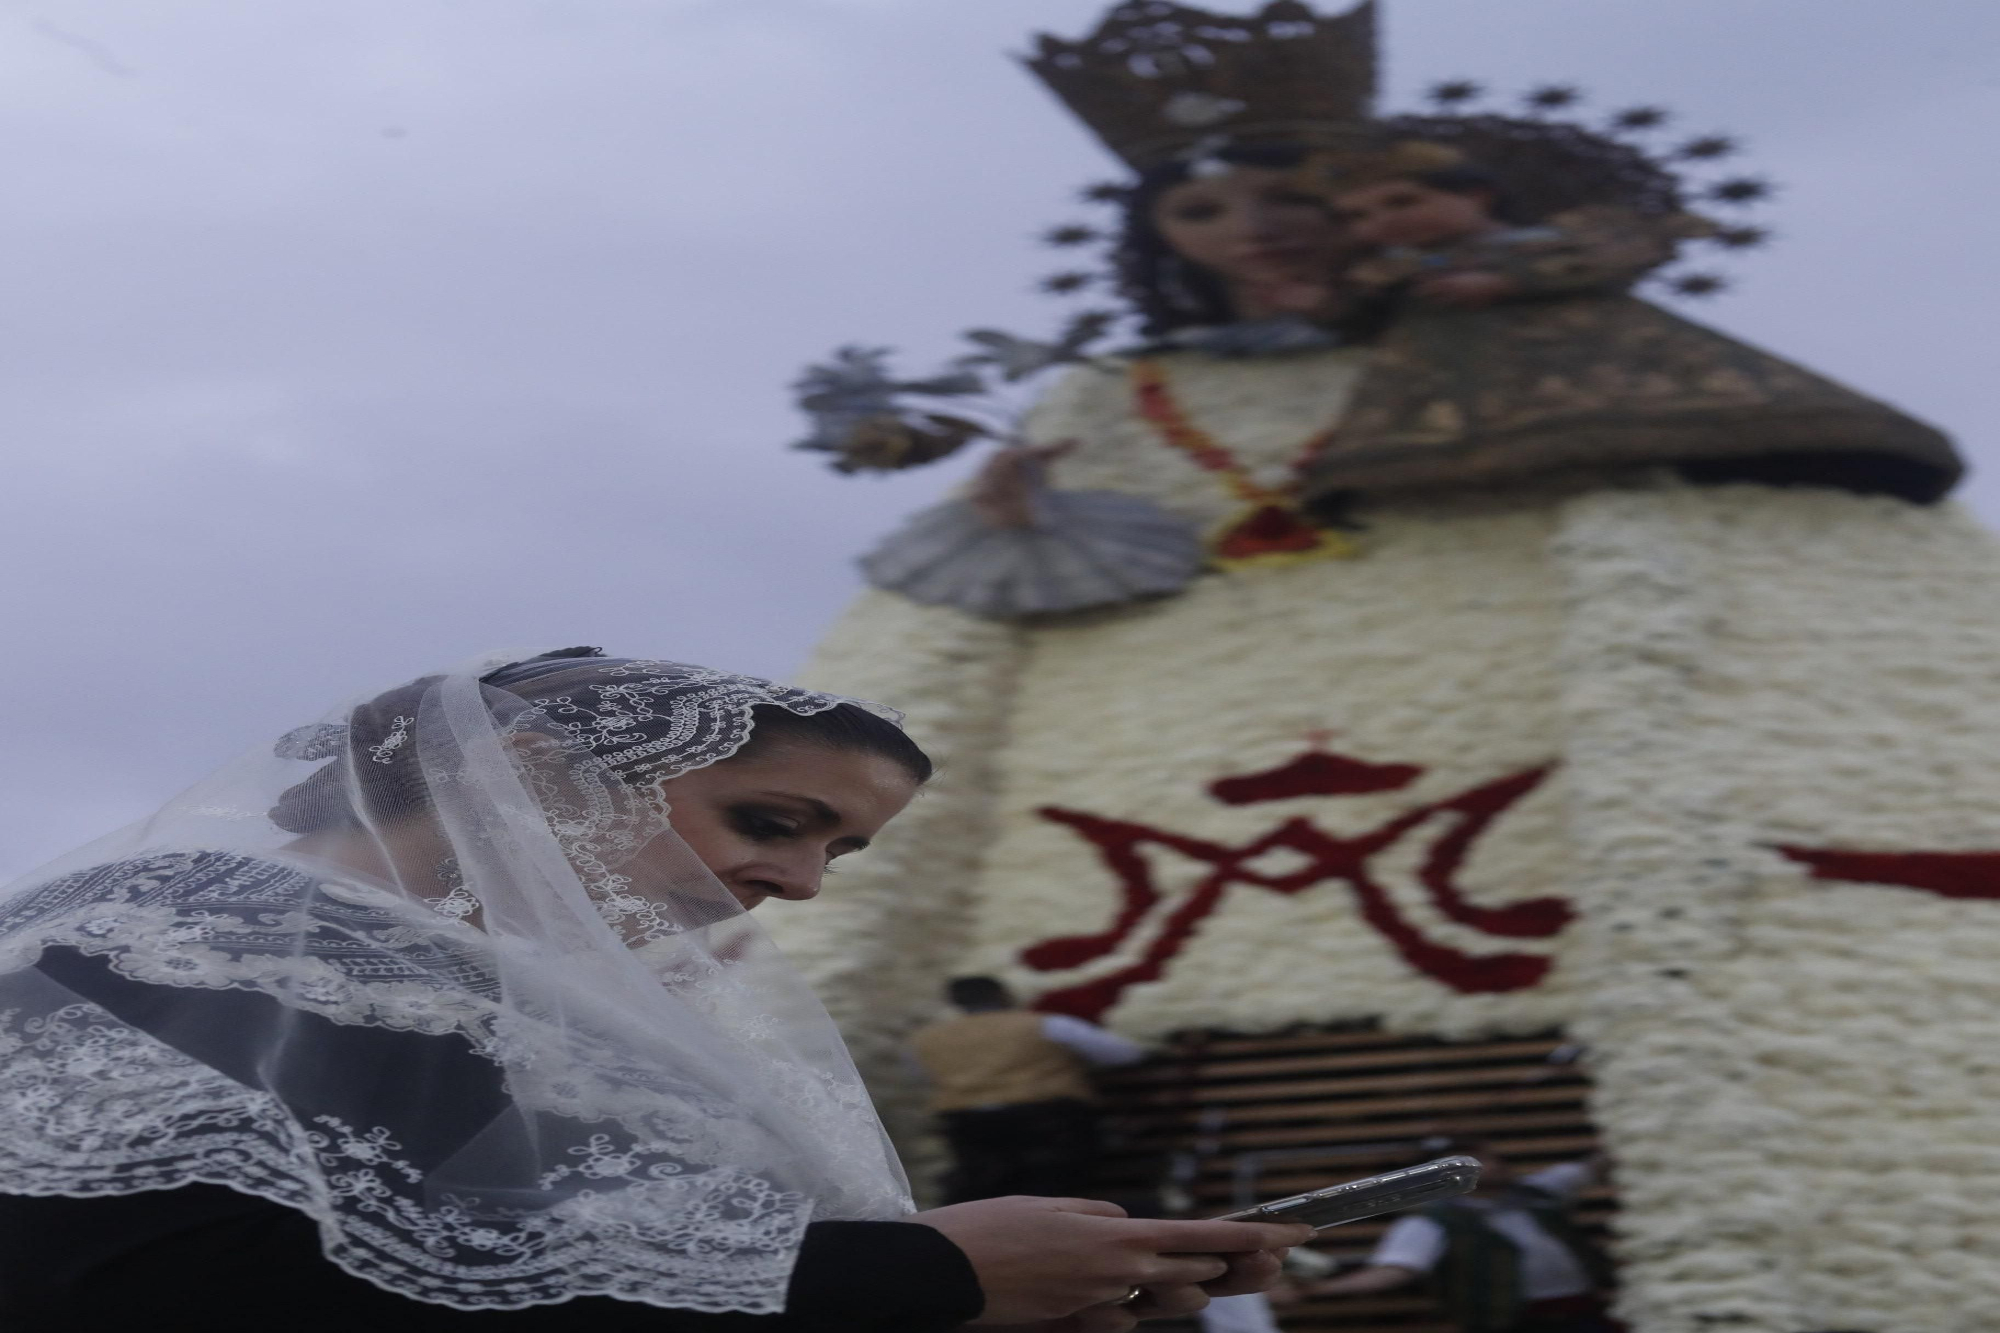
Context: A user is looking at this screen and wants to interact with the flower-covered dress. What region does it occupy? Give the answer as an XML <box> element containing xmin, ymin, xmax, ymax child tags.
<box><xmin>773</xmin><ymin>330</ymin><xmax>2000</xmax><ymax>1332</ymax></box>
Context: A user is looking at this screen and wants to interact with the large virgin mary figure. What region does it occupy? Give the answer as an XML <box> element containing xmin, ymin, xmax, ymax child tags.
<box><xmin>771</xmin><ymin>6</ymin><xmax>2000</xmax><ymax>1332</ymax></box>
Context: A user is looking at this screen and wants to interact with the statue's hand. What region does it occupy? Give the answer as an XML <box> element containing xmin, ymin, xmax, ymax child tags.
<box><xmin>968</xmin><ymin>441</ymin><xmax>1076</xmax><ymax>529</ymax></box>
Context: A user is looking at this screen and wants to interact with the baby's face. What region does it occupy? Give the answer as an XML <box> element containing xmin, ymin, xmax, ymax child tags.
<box><xmin>1333</xmin><ymin>180</ymin><xmax>1496</xmax><ymax>249</ymax></box>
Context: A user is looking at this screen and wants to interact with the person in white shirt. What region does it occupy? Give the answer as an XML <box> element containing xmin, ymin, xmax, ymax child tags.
<box><xmin>908</xmin><ymin>977</ymin><xmax>1145</xmax><ymax>1202</ymax></box>
<box><xmin>1303</xmin><ymin>1139</ymin><xmax>1620</xmax><ymax>1333</ymax></box>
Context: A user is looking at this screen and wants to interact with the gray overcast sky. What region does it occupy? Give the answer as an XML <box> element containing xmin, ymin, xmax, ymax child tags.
<box><xmin>5</xmin><ymin>1</ymin><xmax>1997</xmax><ymax>875</ymax></box>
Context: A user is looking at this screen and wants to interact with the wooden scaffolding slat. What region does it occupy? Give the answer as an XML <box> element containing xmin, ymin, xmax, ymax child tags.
<box><xmin>1089</xmin><ymin>1024</ymin><xmax>1611</xmax><ymax>1333</ymax></box>
<box><xmin>1102</xmin><ymin>1039</ymin><xmax>1566</xmax><ymax>1089</ymax></box>
<box><xmin>1117</xmin><ymin>1062</ymin><xmax>1585</xmax><ymax>1109</ymax></box>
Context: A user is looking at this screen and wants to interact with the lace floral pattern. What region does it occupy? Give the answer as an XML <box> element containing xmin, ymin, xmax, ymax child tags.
<box><xmin>508</xmin><ymin>659</ymin><xmax>901</xmax><ymax>784</ymax></box>
<box><xmin>367</xmin><ymin>714</ymin><xmax>414</xmax><ymax>764</ymax></box>
<box><xmin>0</xmin><ymin>851</ymin><xmax>497</xmax><ymax>1031</ymax></box>
<box><xmin>0</xmin><ymin>851</ymin><xmax>836</xmax><ymax>1312</ymax></box>
<box><xmin>0</xmin><ymin>1005</ymin><xmax>811</xmax><ymax>1310</ymax></box>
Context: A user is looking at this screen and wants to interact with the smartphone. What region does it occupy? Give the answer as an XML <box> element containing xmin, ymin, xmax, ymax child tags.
<box><xmin>1211</xmin><ymin>1155</ymin><xmax>1481</xmax><ymax>1231</ymax></box>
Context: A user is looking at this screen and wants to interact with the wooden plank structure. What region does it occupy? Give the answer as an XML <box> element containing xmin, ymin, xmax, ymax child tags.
<box><xmin>1090</xmin><ymin>1024</ymin><xmax>1614</xmax><ymax>1333</ymax></box>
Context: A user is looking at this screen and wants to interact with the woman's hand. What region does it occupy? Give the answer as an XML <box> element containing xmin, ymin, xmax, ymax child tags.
<box><xmin>909</xmin><ymin>1195</ymin><xmax>1310</xmax><ymax>1326</ymax></box>
<box><xmin>1412</xmin><ymin>270</ymin><xmax>1517</xmax><ymax>308</ymax></box>
<box><xmin>1104</xmin><ymin>1248</ymin><xmax>1291</xmax><ymax>1326</ymax></box>
<box><xmin>1262</xmin><ymin>1277</ymin><xmax>1306</xmax><ymax>1309</ymax></box>
<box><xmin>967</xmin><ymin>442</ymin><xmax>1075</xmax><ymax>530</ymax></box>
<box><xmin>973</xmin><ymin>1259</ymin><xmax>1290</xmax><ymax>1333</ymax></box>
<box><xmin>1198</xmin><ymin>1246</ymin><xmax>1287</xmax><ymax>1298</ymax></box>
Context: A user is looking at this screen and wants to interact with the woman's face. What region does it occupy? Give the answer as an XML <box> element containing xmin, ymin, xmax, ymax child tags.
<box><xmin>657</xmin><ymin>743</ymin><xmax>920</xmax><ymax>912</ymax></box>
<box><xmin>1332</xmin><ymin>179</ymin><xmax>1496</xmax><ymax>249</ymax></box>
<box><xmin>1150</xmin><ymin>165</ymin><xmax>1347</xmax><ymax>303</ymax></box>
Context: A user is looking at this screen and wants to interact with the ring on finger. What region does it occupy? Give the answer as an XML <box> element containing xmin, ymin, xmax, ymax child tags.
<box><xmin>1119</xmin><ymin>1286</ymin><xmax>1144</xmax><ymax>1306</ymax></box>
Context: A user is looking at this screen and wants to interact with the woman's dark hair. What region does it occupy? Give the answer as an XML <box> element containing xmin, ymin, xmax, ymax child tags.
<box><xmin>1114</xmin><ymin>142</ymin><xmax>1314</xmax><ymax>337</ymax></box>
<box><xmin>271</xmin><ymin>673</ymin><xmax>437</xmax><ymax>834</ymax></box>
<box><xmin>271</xmin><ymin>650</ymin><xmax>931</xmax><ymax>833</ymax></box>
<box><xmin>734</xmin><ymin>700</ymin><xmax>934</xmax><ymax>785</ymax></box>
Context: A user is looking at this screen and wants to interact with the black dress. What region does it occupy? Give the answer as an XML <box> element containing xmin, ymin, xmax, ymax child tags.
<box><xmin>0</xmin><ymin>945</ymin><xmax>983</xmax><ymax>1333</ymax></box>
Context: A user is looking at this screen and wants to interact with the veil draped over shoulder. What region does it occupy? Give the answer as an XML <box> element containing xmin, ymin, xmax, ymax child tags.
<box><xmin>0</xmin><ymin>650</ymin><xmax>912</xmax><ymax>1313</ymax></box>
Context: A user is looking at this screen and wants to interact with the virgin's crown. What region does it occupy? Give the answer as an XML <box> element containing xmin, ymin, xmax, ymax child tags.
<box><xmin>1023</xmin><ymin>0</ymin><xmax>1378</xmax><ymax>170</ymax></box>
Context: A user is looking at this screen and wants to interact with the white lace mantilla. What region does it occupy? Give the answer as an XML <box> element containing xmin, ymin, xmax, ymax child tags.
<box><xmin>0</xmin><ymin>851</ymin><xmax>822</xmax><ymax>1312</ymax></box>
<box><xmin>0</xmin><ymin>851</ymin><xmax>497</xmax><ymax>1029</ymax></box>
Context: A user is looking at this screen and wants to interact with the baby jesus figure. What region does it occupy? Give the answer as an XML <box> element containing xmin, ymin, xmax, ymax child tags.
<box><xmin>1330</xmin><ymin>149</ymin><xmax>1693</xmax><ymax>309</ymax></box>
<box><xmin>1289</xmin><ymin>142</ymin><xmax>1955</xmax><ymax>507</ymax></box>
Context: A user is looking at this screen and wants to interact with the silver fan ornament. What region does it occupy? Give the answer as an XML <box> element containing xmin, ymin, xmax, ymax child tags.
<box><xmin>859</xmin><ymin>489</ymin><xmax>1204</xmax><ymax>620</ymax></box>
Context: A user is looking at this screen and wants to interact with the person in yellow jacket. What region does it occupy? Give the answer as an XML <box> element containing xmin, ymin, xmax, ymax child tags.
<box><xmin>910</xmin><ymin>977</ymin><xmax>1145</xmax><ymax>1203</ymax></box>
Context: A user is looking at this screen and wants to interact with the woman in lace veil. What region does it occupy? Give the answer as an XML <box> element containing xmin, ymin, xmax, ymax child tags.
<box><xmin>0</xmin><ymin>647</ymin><xmax>1305</xmax><ymax>1330</ymax></box>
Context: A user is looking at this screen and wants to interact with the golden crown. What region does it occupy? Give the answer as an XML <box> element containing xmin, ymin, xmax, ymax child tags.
<box><xmin>1023</xmin><ymin>0</ymin><xmax>1378</xmax><ymax>171</ymax></box>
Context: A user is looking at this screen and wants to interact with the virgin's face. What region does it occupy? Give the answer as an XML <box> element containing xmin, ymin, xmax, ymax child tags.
<box><xmin>656</xmin><ymin>743</ymin><xmax>920</xmax><ymax>912</ymax></box>
<box><xmin>1150</xmin><ymin>166</ymin><xmax>1346</xmax><ymax>294</ymax></box>
<box><xmin>1332</xmin><ymin>179</ymin><xmax>1496</xmax><ymax>249</ymax></box>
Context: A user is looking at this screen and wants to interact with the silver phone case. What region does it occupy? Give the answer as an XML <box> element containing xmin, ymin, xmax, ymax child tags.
<box><xmin>1211</xmin><ymin>1155</ymin><xmax>1482</xmax><ymax>1231</ymax></box>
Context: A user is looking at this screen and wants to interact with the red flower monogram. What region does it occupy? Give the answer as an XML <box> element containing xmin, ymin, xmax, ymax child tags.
<box><xmin>1018</xmin><ymin>744</ymin><xmax>2000</xmax><ymax>1022</ymax></box>
<box><xmin>1020</xmin><ymin>746</ymin><xmax>1569</xmax><ymax>1020</ymax></box>
<box><xmin>1775</xmin><ymin>847</ymin><xmax>2000</xmax><ymax>900</ymax></box>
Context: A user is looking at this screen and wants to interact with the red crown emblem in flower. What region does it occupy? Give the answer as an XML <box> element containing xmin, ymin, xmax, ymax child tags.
<box><xmin>1208</xmin><ymin>734</ymin><xmax>1422</xmax><ymax>804</ymax></box>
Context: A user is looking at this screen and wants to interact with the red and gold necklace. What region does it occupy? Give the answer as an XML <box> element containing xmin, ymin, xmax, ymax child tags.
<box><xmin>1129</xmin><ymin>359</ymin><xmax>1358</xmax><ymax>570</ymax></box>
